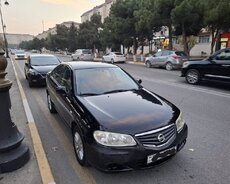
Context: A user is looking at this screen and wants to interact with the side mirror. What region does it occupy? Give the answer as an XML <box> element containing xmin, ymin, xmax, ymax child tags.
<box><xmin>137</xmin><ymin>79</ymin><xmax>142</xmax><ymax>84</ymax></box>
<box><xmin>56</xmin><ymin>86</ymin><xmax>66</xmax><ymax>94</ymax></box>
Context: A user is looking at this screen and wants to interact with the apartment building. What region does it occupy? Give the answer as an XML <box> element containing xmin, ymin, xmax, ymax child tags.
<box><xmin>81</xmin><ymin>0</ymin><xmax>116</xmax><ymax>23</ymax></box>
<box><xmin>36</xmin><ymin>21</ymin><xmax>80</xmax><ymax>40</ymax></box>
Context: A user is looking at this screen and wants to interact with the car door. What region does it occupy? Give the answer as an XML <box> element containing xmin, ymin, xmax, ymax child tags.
<box><xmin>103</xmin><ymin>53</ymin><xmax>110</xmax><ymax>62</ymax></box>
<box><xmin>151</xmin><ymin>51</ymin><xmax>162</xmax><ymax>66</ymax></box>
<box><xmin>57</xmin><ymin>66</ymin><xmax>75</xmax><ymax>126</ymax></box>
<box><xmin>158</xmin><ymin>51</ymin><xmax>169</xmax><ymax>66</ymax></box>
<box><xmin>211</xmin><ymin>49</ymin><xmax>230</xmax><ymax>78</ymax></box>
<box><xmin>24</xmin><ymin>56</ymin><xmax>31</xmax><ymax>78</ymax></box>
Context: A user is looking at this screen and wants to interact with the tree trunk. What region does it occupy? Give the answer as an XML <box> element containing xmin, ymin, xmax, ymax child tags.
<box><xmin>168</xmin><ymin>24</ymin><xmax>173</xmax><ymax>50</ymax></box>
<box><xmin>182</xmin><ymin>23</ymin><xmax>189</xmax><ymax>56</ymax></box>
<box><xmin>133</xmin><ymin>37</ymin><xmax>138</xmax><ymax>62</ymax></box>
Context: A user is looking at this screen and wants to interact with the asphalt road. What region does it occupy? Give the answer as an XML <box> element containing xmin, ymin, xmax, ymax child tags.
<box><xmin>13</xmin><ymin>55</ymin><xmax>230</xmax><ymax>184</ymax></box>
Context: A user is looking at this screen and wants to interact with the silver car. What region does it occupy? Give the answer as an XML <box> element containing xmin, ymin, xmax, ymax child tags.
<box><xmin>71</xmin><ymin>49</ymin><xmax>94</xmax><ymax>61</ymax></box>
<box><xmin>145</xmin><ymin>50</ymin><xmax>188</xmax><ymax>70</ymax></box>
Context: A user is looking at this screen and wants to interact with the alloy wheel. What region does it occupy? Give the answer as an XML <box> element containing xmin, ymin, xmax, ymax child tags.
<box><xmin>74</xmin><ymin>132</ymin><xmax>84</xmax><ymax>161</ymax></box>
<box><xmin>186</xmin><ymin>69</ymin><xmax>200</xmax><ymax>84</ymax></box>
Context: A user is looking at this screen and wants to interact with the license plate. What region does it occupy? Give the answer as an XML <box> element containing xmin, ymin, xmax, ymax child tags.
<box><xmin>147</xmin><ymin>146</ymin><xmax>177</xmax><ymax>164</ymax></box>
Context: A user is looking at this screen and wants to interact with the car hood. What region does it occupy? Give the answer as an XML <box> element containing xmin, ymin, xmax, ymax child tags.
<box><xmin>78</xmin><ymin>89</ymin><xmax>180</xmax><ymax>135</ymax></box>
<box><xmin>32</xmin><ymin>65</ymin><xmax>57</xmax><ymax>74</ymax></box>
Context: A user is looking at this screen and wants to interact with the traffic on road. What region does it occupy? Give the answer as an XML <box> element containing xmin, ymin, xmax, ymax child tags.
<box><xmin>6</xmin><ymin>51</ymin><xmax>230</xmax><ymax>184</ymax></box>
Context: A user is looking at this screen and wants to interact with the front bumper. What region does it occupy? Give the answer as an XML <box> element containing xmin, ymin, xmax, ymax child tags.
<box><xmin>86</xmin><ymin>124</ymin><xmax>188</xmax><ymax>172</ymax></box>
<box><xmin>29</xmin><ymin>74</ymin><xmax>47</xmax><ymax>85</ymax></box>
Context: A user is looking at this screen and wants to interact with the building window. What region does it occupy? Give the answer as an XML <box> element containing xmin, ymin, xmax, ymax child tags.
<box><xmin>199</xmin><ymin>36</ymin><xmax>210</xmax><ymax>43</ymax></box>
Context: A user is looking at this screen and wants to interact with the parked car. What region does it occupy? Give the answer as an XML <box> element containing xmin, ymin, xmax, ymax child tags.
<box><xmin>181</xmin><ymin>48</ymin><xmax>230</xmax><ymax>85</ymax></box>
<box><xmin>71</xmin><ymin>49</ymin><xmax>94</xmax><ymax>61</ymax></box>
<box><xmin>24</xmin><ymin>54</ymin><xmax>61</xmax><ymax>87</ymax></box>
<box><xmin>102</xmin><ymin>52</ymin><xmax>126</xmax><ymax>63</ymax></box>
<box><xmin>15</xmin><ymin>50</ymin><xmax>27</xmax><ymax>60</ymax></box>
<box><xmin>145</xmin><ymin>50</ymin><xmax>188</xmax><ymax>70</ymax></box>
<box><xmin>46</xmin><ymin>61</ymin><xmax>188</xmax><ymax>172</ymax></box>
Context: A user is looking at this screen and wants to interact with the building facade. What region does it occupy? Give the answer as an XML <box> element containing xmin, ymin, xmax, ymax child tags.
<box><xmin>81</xmin><ymin>0</ymin><xmax>115</xmax><ymax>23</ymax></box>
<box><xmin>36</xmin><ymin>21</ymin><xmax>80</xmax><ymax>40</ymax></box>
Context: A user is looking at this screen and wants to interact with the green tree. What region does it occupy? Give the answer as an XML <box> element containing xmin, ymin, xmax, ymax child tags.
<box><xmin>172</xmin><ymin>0</ymin><xmax>204</xmax><ymax>55</ymax></box>
<box><xmin>204</xmin><ymin>0</ymin><xmax>230</xmax><ymax>53</ymax></box>
<box><xmin>68</xmin><ymin>22</ymin><xmax>78</xmax><ymax>52</ymax></box>
<box><xmin>55</xmin><ymin>24</ymin><xmax>68</xmax><ymax>50</ymax></box>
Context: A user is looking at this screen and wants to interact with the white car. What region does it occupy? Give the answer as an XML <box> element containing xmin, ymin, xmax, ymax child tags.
<box><xmin>102</xmin><ymin>52</ymin><xmax>126</xmax><ymax>63</ymax></box>
<box><xmin>71</xmin><ymin>49</ymin><xmax>94</xmax><ymax>61</ymax></box>
<box><xmin>15</xmin><ymin>50</ymin><xmax>27</xmax><ymax>60</ymax></box>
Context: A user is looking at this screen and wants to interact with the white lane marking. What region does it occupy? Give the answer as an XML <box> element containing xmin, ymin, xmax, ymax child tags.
<box><xmin>138</xmin><ymin>76</ymin><xmax>230</xmax><ymax>99</ymax></box>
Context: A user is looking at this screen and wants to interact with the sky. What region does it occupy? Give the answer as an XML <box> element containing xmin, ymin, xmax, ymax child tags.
<box><xmin>2</xmin><ymin>0</ymin><xmax>105</xmax><ymax>36</ymax></box>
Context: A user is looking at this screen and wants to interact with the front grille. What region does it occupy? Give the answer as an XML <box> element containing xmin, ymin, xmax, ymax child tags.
<box><xmin>135</xmin><ymin>124</ymin><xmax>176</xmax><ymax>149</ymax></box>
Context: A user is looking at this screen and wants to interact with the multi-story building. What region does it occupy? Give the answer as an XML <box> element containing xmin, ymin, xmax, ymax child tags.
<box><xmin>81</xmin><ymin>0</ymin><xmax>116</xmax><ymax>23</ymax></box>
<box><xmin>36</xmin><ymin>21</ymin><xmax>80</xmax><ymax>40</ymax></box>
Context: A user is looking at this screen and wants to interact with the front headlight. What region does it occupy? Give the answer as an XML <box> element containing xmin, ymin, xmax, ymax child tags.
<box><xmin>93</xmin><ymin>130</ymin><xmax>136</xmax><ymax>147</ymax></box>
<box><xmin>29</xmin><ymin>69</ymin><xmax>38</xmax><ymax>75</ymax></box>
<box><xmin>176</xmin><ymin>112</ymin><xmax>185</xmax><ymax>132</ymax></box>
<box><xmin>182</xmin><ymin>61</ymin><xmax>190</xmax><ymax>68</ymax></box>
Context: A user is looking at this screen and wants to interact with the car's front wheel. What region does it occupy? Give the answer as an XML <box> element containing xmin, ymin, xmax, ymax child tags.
<box><xmin>47</xmin><ymin>93</ymin><xmax>57</xmax><ymax>113</ymax></box>
<box><xmin>146</xmin><ymin>61</ymin><xmax>151</xmax><ymax>68</ymax></box>
<box><xmin>73</xmin><ymin>126</ymin><xmax>87</xmax><ymax>166</ymax></box>
<box><xmin>185</xmin><ymin>69</ymin><xmax>201</xmax><ymax>84</ymax></box>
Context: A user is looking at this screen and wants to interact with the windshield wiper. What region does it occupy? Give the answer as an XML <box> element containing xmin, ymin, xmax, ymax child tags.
<box><xmin>79</xmin><ymin>93</ymin><xmax>101</xmax><ymax>96</ymax></box>
<box><xmin>103</xmin><ymin>89</ymin><xmax>133</xmax><ymax>94</ymax></box>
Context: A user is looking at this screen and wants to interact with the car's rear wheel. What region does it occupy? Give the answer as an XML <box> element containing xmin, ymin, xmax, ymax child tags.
<box><xmin>166</xmin><ymin>62</ymin><xmax>173</xmax><ymax>71</ymax></box>
<box><xmin>111</xmin><ymin>59</ymin><xmax>114</xmax><ymax>64</ymax></box>
<box><xmin>185</xmin><ymin>69</ymin><xmax>200</xmax><ymax>85</ymax></box>
<box><xmin>47</xmin><ymin>93</ymin><xmax>57</xmax><ymax>113</ymax></box>
<box><xmin>146</xmin><ymin>61</ymin><xmax>151</xmax><ymax>68</ymax></box>
<box><xmin>73</xmin><ymin>126</ymin><xmax>87</xmax><ymax>166</ymax></box>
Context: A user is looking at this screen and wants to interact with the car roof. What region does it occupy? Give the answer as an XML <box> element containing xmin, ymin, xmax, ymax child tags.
<box><xmin>63</xmin><ymin>61</ymin><xmax>118</xmax><ymax>70</ymax></box>
<box><xmin>30</xmin><ymin>54</ymin><xmax>56</xmax><ymax>58</ymax></box>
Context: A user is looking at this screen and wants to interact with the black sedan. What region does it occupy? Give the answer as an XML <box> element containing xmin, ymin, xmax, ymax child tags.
<box><xmin>46</xmin><ymin>62</ymin><xmax>188</xmax><ymax>172</ymax></box>
<box><xmin>181</xmin><ymin>48</ymin><xmax>230</xmax><ymax>84</ymax></box>
<box><xmin>24</xmin><ymin>54</ymin><xmax>61</xmax><ymax>87</ymax></box>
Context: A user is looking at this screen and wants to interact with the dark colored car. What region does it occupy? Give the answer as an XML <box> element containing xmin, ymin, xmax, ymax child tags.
<box><xmin>181</xmin><ymin>48</ymin><xmax>230</xmax><ymax>84</ymax></box>
<box><xmin>46</xmin><ymin>62</ymin><xmax>188</xmax><ymax>172</ymax></box>
<box><xmin>145</xmin><ymin>50</ymin><xmax>188</xmax><ymax>70</ymax></box>
<box><xmin>24</xmin><ymin>54</ymin><xmax>61</xmax><ymax>87</ymax></box>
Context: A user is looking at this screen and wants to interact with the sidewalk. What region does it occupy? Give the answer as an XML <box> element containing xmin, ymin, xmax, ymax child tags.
<box><xmin>0</xmin><ymin>59</ymin><xmax>41</xmax><ymax>184</ymax></box>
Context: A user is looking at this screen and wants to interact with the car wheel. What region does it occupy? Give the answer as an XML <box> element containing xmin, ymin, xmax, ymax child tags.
<box><xmin>146</xmin><ymin>61</ymin><xmax>151</xmax><ymax>68</ymax></box>
<box><xmin>77</xmin><ymin>57</ymin><xmax>80</xmax><ymax>61</ymax></box>
<box><xmin>166</xmin><ymin>62</ymin><xmax>173</xmax><ymax>71</ymax></box>
<box><xmin>72</xmin><ymin>56</ymin><xmax>75</xmax><ymax>61</ymax></box>
<box><xmin>111</xmin><ymin>59</ymin><xmax>114</xmax><ymax>64</ymax></box>
<box><xmin>73</xmin><ymin>126</ymin><xmax>87</xmax><ymax>166</ymax></box>
<box><xmin>47</xmin><ymin>93</ymin><xmax>57</xmax><ymax>113</ymax></box>
<box><xmin>102</xmin><ymin>58</ymin><xmax>105</xmax><ymax>62</ymax></box>
<box><xmin>185</xmin><ymin>69</ymin><xmax>200</xmax><ymax>85</ymax></box>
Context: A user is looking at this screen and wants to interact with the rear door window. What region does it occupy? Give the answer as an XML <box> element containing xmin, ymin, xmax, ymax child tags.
<box><xmin>175</xmin><ymin>51</ymin><xmax>187</xmax><ymax>57</ymax></box>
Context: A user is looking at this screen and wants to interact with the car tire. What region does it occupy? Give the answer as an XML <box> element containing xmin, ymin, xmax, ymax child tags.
<box><xmin>72</xmin><ymin>126</ymin><xmax>87</xmax><ymax>166</ymax></box>
<box><xmin>166</xmin><ymin>62</ymin><xmax>173</xmax><ymax>71</ymax></box>
<box><xmin>146</xmin><ymin>61</ymin><xmax>151</xmax><ymax>68</ymax></box>
<box><xmin>72</xmin><ymin>56</ymin><xmax>75</xmax><ymax>61</ymax></box>
<box><xmin>47</xmin><ymin>93</ymin><xmax>57</xmax><ymax>113</ymax></box>
<box><xmin>111</xmin><ymin>59</ymin><xmax>114</xmax><ymax>64</ymax></box>
<box><xmin>185</xmin><ymin>69</ymin><xmax>201</xmax><ymax>85</ymax></box>
<box><xmin>102</xmin><ymin>58</ymin><xmax>105</xmax><ymax>62</ymax></box>
<box><xmin>77</xmin><ymin>57</ymin><xmax>80</xmax><ymax>61</ymax></box>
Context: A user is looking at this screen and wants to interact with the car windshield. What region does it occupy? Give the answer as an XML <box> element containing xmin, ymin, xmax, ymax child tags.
<box><xmin>16</xmin><ymin>51</ymin><xmax>25</xmax><ymax>54</ymax></box>
<box><xmin>82</xmin><ymin>50</ymin><xmax>92</xmax><ymax>54</ymax></box>
<box><xmin>75</xmin><ymin>67</ymin><xmax>139</xmax><ymax>96</ymax></box>
<box><xmin>30</xmin><ymin>56</ymin><xmax>60</xmax><ymax>66</ymax></box>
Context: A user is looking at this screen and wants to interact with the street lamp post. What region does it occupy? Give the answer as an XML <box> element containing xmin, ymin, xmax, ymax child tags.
<box><xmin>0</xmin><ymin>0</ymin><xmax>9</xmax><ymax>58</ymax></box>
<box><xmin>0</xmin><ymin>0</ymin><xmax>30</xmax><ymax>173</ymax></box>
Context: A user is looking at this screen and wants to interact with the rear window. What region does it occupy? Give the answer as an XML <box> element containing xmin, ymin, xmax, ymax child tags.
<box><xmin>82</xmin><ymin>50</ymin><xmax>92</xmax><ymax>54</ymax></box>
<box><xmin>175</xmin><ymin>51</ymin><xmax>187</xmax><ymax>57</ymax></box>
